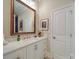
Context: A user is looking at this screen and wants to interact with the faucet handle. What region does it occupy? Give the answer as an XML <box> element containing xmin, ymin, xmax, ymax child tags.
<box><xmin>18</xmin><ymin>35</ymin><xmax>20</xmax><ymax>37</ymax></box>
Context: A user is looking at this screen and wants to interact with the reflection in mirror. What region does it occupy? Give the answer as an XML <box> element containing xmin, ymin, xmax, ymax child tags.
<box><xmin>10</xmin><ymin>0</ymin><xmax>36</xmax><ymax>35</ymax></box>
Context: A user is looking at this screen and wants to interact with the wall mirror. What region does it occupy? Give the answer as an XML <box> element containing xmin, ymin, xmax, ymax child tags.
<box><xmin>10</xmin><ymin>0</ymin><xmax>36</xmax><ymax>35</ymax></box>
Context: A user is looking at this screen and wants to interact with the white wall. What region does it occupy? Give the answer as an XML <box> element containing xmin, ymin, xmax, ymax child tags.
<box><xmin>38</xmin><ymin>0</ymin><xmax>74</xmax><ymax>58</ymax></box>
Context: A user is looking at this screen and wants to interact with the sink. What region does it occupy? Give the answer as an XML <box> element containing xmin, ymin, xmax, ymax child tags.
<box><xmin>3</xmin><ymin>40</ymin><xmax>8</xmax><ymax>46</ymax></box>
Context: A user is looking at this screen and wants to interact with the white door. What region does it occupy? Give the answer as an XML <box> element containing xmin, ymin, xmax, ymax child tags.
<box><xmin>52</xmin><ymin>5</ymin><xmax>74</xmax><ymax>59</ymax></box>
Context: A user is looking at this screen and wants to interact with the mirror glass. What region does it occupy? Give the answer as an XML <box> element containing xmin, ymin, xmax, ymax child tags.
<box><xmin>11</xmin><ymin>0</ymin><xmax>36</xmax><ymax>35</ymax></box>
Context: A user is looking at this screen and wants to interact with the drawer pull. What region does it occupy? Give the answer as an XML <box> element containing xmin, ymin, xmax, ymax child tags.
<box><xmin>17</xmin><ymin>57</ymin><xmax>20</xmax><ymax>59</ymax></box>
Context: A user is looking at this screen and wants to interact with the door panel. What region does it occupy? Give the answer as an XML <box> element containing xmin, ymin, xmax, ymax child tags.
<box><xmin>27</xmin><ymin>44</ymin><xmax>35</xmax><ymax>59</ymax></box>
<box><xmin>53</xmin><ymin>9</ymin><xmax>66</xmax><ymax>59</ymax></box>
<box><xmin>35</xmin><ymin>41</ymin><xmax>44</xmax><ymax>59</ymax></box>
<box><xmin>65</xmin><ymin>6</ymin><xmax>75</xmax><ymax>59</ymax></box>
<box><xmin>55</xmin><ymin>11</ymin><xmax>66</xmax><ymax>36</ymax></box>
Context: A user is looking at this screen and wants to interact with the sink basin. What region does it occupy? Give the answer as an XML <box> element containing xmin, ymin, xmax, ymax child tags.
<box><xmin>3</xmin><ymin>36</ymin><xmax>47</xmax><ymax>55</ymax></box>
<box><xmin>3</xmin><ymin>40</ymin><xmax>8</xmax><ymax>46</ymax></box>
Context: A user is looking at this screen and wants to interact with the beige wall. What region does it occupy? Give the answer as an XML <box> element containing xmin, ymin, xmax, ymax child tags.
<box><xmin>3</xmin><ymin>0</ymin><xmax>10</xmax><ymax>38</ymax></box>
<box><xmin>3</xmin><ymin>0</ymin><xmax>74</xmax><ymax>41</ymax></box>
<box><xmin>3</xmin><ymin>0</ymin><xmax>39</xmax><ymax>41</ymax></box>
<box><xmin>39</xmin><ymin>0</ymin><xmax>74</xmax><ymax>32</ymax></box>
<box><xmin>38</xmin><ymin>0</ymin><xmax>74</xmax><ymax>58</ymax></box>
<box><xmin>38</xmin><ymin>0</ymin><xmax>74</xmax><ymax>41</ymax></box>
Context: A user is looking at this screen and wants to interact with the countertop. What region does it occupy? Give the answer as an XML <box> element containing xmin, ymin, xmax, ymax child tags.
<box><xmin>3</xmin><ymin>36</ymin><xmax>47</xmax><ymax>55</ymax></box>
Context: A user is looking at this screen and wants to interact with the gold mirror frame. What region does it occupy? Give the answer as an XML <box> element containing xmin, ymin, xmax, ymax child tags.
<box><xmin>10</xmin><ymin>0</ymin><xmax>36</xmax><ymax>35</ymax></box>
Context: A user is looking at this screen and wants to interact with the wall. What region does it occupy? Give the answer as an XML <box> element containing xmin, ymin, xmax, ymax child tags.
<box><xmin>38</xmin><ymin>0</ymin><xmax>74</xmax><ymax>58</ymax></box>
<box><xmin>3</xmin><ymin>0</ymin><xmax>10</xmax><ymax>39</ymax></box>
<box><xmin>3</xmin><ymin>0</ymin><xmax>39</xmax><ymax>42</ymax></box>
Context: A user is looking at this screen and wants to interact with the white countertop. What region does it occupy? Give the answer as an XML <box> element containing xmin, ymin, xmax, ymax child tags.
<box><xmin>3</xmin><ymin>36</ymin><xmax>47</xmax><ymax>55</ymax></box>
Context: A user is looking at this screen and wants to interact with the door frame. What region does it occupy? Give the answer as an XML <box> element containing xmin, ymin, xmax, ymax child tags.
<box><xmin>50</xmin><ymin>2</ymin><xmax>75</xmax><ymax>59</ymax></box>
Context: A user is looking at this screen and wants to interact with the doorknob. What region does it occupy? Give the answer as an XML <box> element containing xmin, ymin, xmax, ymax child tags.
<box><xmin>53</xmin><ymin>36</ymin><xmax>56</xmax><ymax>39</ymax></box>
<box><xmin>17</xmin><ymin>57</ymin><xmax>20</xmax><ymax>59</ymax></box>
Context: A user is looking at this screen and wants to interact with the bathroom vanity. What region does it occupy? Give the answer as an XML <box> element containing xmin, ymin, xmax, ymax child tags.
<box><xmin>3</xmin><ymin>36</ymin><xmax>47</xmax><ymax>59</ymax></box>
<box><xmin>3</xmin><ymin>0</ymin><xmax>47</xmax><ymax>59</ymax></box>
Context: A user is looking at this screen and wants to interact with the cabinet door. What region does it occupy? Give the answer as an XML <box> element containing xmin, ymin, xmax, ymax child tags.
<box><xmin>35</xmin><ymin>41</ymin><xmax>44</xmax><ymax>59</ymax></box>
<box><xmin>27</xmin><ymin>40</ymin><xmax>45</xmax><ymax>59</ymax></box>
<box><xmin>35</xmin><ymin>40</ymin><xmax>46</xmax><ymax>59</ymax></box>
<box><xmin>4</xmin><ymin>48</ymin><xmax>26</xmax><ymax>59</ymax></box>
<box><xmin>27</xmin><ymin>44</ymin><xmax>35</xmax><ymax>59</ymax></box>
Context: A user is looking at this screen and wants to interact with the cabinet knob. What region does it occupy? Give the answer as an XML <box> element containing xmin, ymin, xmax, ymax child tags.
<box><xmin>35</xmin><ymin>45</ymin><xmax>38</xmax><ymax>50</ymax></box>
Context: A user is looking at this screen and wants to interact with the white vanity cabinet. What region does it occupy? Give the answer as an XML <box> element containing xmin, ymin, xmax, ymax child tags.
<box><xmin>3</xmin><ymin>37</ymin><xmax>47</xmax><ymax>59</ymax></box>
<box><xmin>27</xmin><ymin>39</ymin><xmax>46</xmax><ymax>59</ymax></box>
<box><xmin>4</xmin><ymin>48</ymin><xmax>26</xmax><ymax>59</ymax></box>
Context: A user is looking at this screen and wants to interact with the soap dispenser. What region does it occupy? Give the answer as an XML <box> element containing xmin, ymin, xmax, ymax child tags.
<box><xmin>17</xmin><ymin>35</ymin><xmax>20</xmax><ymax>41</ymax></box>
